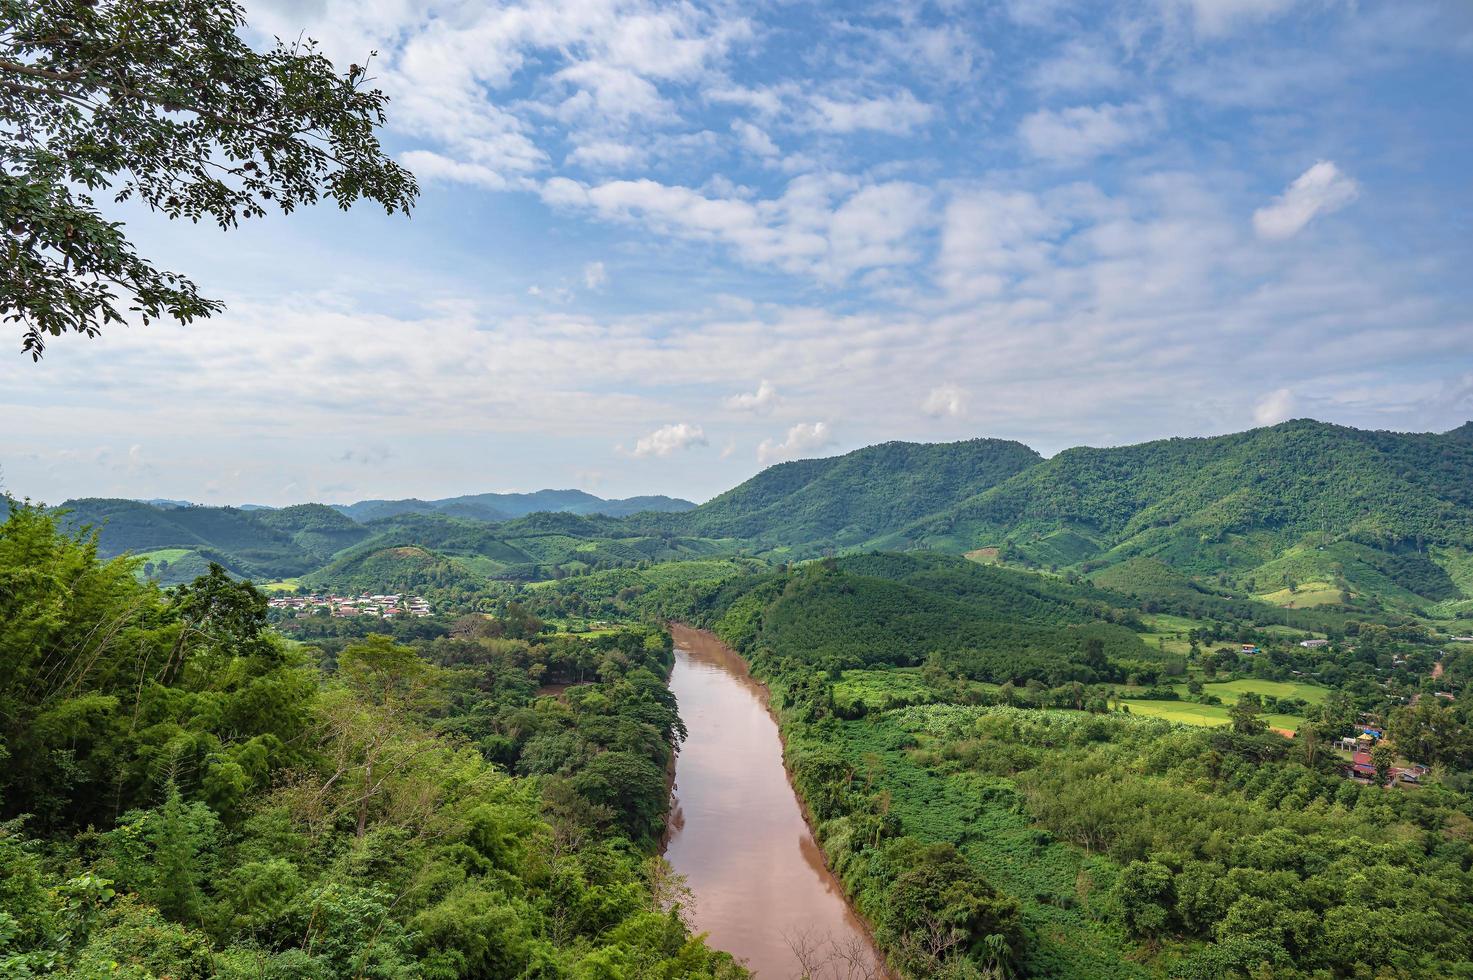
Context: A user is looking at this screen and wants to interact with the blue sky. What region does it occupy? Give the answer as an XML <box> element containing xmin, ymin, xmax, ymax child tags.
<box><xmin>4</xmin><ymin>0</ymin><xmax>1472</xmax><ymax>506</ymax></box>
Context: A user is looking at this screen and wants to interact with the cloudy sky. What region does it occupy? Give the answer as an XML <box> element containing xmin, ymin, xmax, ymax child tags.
<box><xmin>5</xmin><ymin>0</ymin><xmax>1473</xmax><ymax>506</ymax></box>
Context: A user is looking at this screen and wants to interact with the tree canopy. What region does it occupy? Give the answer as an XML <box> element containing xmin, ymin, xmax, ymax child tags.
<box><xmin>1</xmin><ymin>0</ymin><xmax>416</xmax><ymax>357</ymax></box>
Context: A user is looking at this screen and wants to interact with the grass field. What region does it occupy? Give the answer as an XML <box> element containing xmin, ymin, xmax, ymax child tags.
<box><xmin>1138</xmin><ymin>612</ymin><xmax>1208</xmax><ymax>655</ymax></box>
<box><xmin>1121</xmin><ymin>698</ymin><xmax>1303</xmax><ymax>732</ymax></box>
<box><xmin>1257</xmin><ymin>581</ymin><xmax>1343</xmax><ymax>608</ymax></box>
<box><xmin>259</xmin><ymin>578</ymin><xmax>302</xmax><ymax>593</ymax></box>
<box><xmin>552</xmin><ymin>625</ymin><xmax>623</xmax><ymax>638</ymax></box>
<box><xmin>1173</xmin><ymin>678</ymin><xmax>1328</xmax><ymax>706</ymax></box>
<box><xmin>134</xmin><ymin>548</ymin><xmax>195</xmax><ymax>565</ymax></box>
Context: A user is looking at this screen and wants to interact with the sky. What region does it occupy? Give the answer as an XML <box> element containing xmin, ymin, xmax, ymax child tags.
<box><xmin>4</xmin><ymin>0</ymin><xmax>1473</xmax><ymax>506</ymax></box>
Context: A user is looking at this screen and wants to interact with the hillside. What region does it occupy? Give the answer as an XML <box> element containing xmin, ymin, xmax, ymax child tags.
<box><xmin>302</xmin><ymin>511</ymin><xmax>733</xmax><ymax>595</ymax></box>
<box><xmin>52</xmin><ymin>498</ymin><xmax>369</xmax><ymax>581</ymax></box>
<box><xmin>45</xmin><ymin>420</ymin><xmax>1473</xmax><ymax>621</ymax></box>
<box><xmin>670</xmin><ymin>437</ymin><xmax>1041</xmax><ymax>549</ymax></box>
<box><xmin>883</xmin><ymin>420</ymin><xmax>1473</xmax><ymax>615</ymax></box>
<box><xmin>51</xmin><ymin>490</ymin><xmax>701</xmax><ymax>586</ymax></box>
<box><xmin>679</xmin><ymin>553</ymin><xmax>1169</xmax><ymax>685</ymax></box>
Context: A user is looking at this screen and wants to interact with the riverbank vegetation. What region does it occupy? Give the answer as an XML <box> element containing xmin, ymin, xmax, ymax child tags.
<box><xmin>639</xmin><ymin>551</ymin><xmax>1473</xmax><ymax>978</ymax></box>
<box><xmin>0</xmin><ymin>504</ymin><xmax>746</xmax><ymax>977</ymax></box>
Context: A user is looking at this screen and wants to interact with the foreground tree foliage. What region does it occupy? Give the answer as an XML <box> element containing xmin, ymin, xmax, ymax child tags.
<box><xmin>0</xmin><ymin>0</ymin><xmax>416</xmax><ymax>357</ymax></box>
<box><xmin>0</xmin><ymin>504</ymin><xmax>744</xmax><ymax>978</ymax></box>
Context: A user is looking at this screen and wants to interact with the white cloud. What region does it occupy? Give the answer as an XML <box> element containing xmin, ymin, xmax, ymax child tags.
<box><xmin>922</xmin><ymin>384</ymin><xmax>968</xmax><ymax>419</ymax></box>
<box><xmin>706</xmin><ymin>84</ymin><xmax>787</xmax><ymax>116</ymax></box>
<box><xmin>732</xmin><ymin>119</ymin><xmax>779</xmax><ymax>157</ymax></box>
<box><xmin>806</xmin><ymin>91</ymin><xmax>935</xmax><ymax>134</ymax></box>
<box><xmin>398</xmin><ymin>150</ymin><xmax>510</xmax><ymax>190</ymax></box>
<box><xmin>566</xmin><ymin>140</ymin><xmax>645</xmax><ymax>170</ymax></box>
<box><xmin>628</xmin><ymin>422</ymin><xmax>708</xmax><ymax>457</ymax></box>
<box><xmin>583</xmin><ymin>261</ymin><xmax>608</xmax><ymax>289</ymax></box>
<box><xmin>1253</xmin><ymin>161</ymin><xmax>1359</xmax><ymax>240</ymax></box>
<box><xmin>1030</xmin><ymin>40</ymin><xmax>1126</xmax><ymax>94</ymax></box>
<box><xmin>1019</xmin><ymin>100</ymin><xmax>1161</xmax><ymax>164</ymax></box>
<box><xmin>541</xmin><ymin>174</ymin><xmax>933</xmax><ymax>282</ymax></box>
<box><xmin>937</xmin><ymin>188</ymin><xmax>1065</xmax><ymax>300</ymax></box>
<box><xmin>724</xmin><ymin>379</ymin><xmax>778</xmax><ymax>414</ymax></box>
<box><xmin>1253</xmin><ymin>387</ymin><xmax>1296</xmax><ymax>425</ymax></box>
<box><xmin>1174</xmin><ymin>0</ymin><xmax>1308</xmax><ymax>37</ymax></box>
<box><xmin>758</xmin><ymin>421</ymin><xmax>835</xmax><ymax>465</ymax></box>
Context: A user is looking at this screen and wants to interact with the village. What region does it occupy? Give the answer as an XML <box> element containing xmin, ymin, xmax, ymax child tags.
<box><xmin>266</xmin><ymin>592</ymin><xmax>432</xmax><ymax>619</ymax></box>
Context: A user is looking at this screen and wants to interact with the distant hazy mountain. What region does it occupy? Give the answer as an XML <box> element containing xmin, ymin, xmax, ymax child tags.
<box><xmin>140</xmin><ymin>498</ymin><xmax>195</xmax><ymax>509</ymax></box>
<box><xmin>330</xmin><ymin>489</ymin><xmax>696</xmax><ymax>524</ymax></box>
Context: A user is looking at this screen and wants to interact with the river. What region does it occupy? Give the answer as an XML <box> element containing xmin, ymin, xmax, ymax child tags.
<box><xmin>664</xmin><ymin>625</ymin><xmax>885</xmax><ymax>979</ymax></box>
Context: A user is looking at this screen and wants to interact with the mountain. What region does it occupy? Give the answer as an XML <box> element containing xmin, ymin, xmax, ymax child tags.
<box><xmin>53</xmin><ymin>489</ymin><xmax>697</xmax><ymax>582</ymax></box>
<box><xmin>330</xmin><ymin>489</ymin><xmax>695</xmax><ymax>523</ymax></box>
<box><xmin>46</xmin><ymin>420</ymin><xmax>1473</xmax><ymax>620</ymax></box>
<box><xmin>670</xmin><ymin>438</ymin><xmax>1042</xmax><ymax>548</ymax></box>
<box><xmin>884</xmin><ymin>419</ymin><xmax>1473</xmax><ymax>611</ymax></box>
<box><xmin>54</xmin><ymin>499</ymin><xmax>375</xmax><ymax>583</ymax></box>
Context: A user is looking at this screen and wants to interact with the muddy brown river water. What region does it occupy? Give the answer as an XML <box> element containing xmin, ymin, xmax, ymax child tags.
<box><xmin>664</xmin><ymin>625</ymin><xmax>885</xmax><ymax>979</ymax></box>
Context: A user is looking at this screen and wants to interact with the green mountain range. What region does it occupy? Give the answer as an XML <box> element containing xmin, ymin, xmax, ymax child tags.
<box><xmin>40</xmin><ymin>419</ymin><xmax>1473</xmax><ymax>622</ymax></box>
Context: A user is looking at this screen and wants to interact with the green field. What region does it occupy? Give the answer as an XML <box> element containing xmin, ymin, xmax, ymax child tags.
<box><xmin>259</xmin><ymin>578</ymin><xmax>302</xmax><ymax>593</ymax></box>
<box><xmin>134</xmin><ymin>547</ymin><xmax>194</xmax><ymax>565</ymax></box>
<box><xmin>1257</xmin><ymin>581</ymin><xmax>1343</xmax><ymax>608</ymax></box>
<box><xmin>1121</xmin><ymin>698</ymin><xmax>1303</xmax><ymax>732</ymax></box>
<box><xmin>1174</xmin><ymin>677</ymin><xmax>1328</xmax><ymax>706</ymax></box>
<box><xmin>1138</xmin><ymin>612</ymin><xmax>1208</xmax><ymax>655</ymax></box>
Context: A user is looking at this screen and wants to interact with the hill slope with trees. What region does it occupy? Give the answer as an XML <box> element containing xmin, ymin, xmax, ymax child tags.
<box><xmin>667</xmin><ymin>438</ymin><xmax>1042</xmax><ymax>548</ymax></box>
<box><xmin>885</xmin><ymin>420</ymin><xmax>1473</xmax><ymax>616</ymax></box>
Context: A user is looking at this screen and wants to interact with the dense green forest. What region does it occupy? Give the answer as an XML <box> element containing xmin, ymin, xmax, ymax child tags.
<box><xmin>37</xmin><ymin>420</ymin><xmax>1473</xmax><ymax>630</ymax></box>
<box><xmin>0</xmin><ymin>504</ymin><xmax>745</xmax><ymax>978</ymax></box>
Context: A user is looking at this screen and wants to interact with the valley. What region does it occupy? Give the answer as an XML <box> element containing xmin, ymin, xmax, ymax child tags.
<box><xmin>5</xmin><ymin>418</ymin><xmax>1473</xmax><ymax>978</ymax></box>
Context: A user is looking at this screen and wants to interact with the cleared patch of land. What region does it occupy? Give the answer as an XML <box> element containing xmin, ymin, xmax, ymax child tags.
<box><xmin>1174</xmin><ymin>678</ymin><xmax>1329</xmax><ymax>705</ymax></box>
<box><xmin>134</xmin><ymin>547</ymin><xmax>194</xmax><ymax>565</ymax></box>
<box><xmin>1257</xmin><ymin>581</ymin><xmax>1343</xmax><ymax>608</ymax></box>
<box><xmin>1121</xmin><ymin>698</ymin><xmax>1303</xmax><ymax>732</ymax></box>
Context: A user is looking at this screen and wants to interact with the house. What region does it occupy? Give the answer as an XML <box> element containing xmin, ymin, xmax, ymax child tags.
<box><xmin>1299</xmin><ymin>639</ymin><xmax>1330</xmax><ymax>648</ymax></box>
<box><xmin>1241</xmin><ymin>643</ymin><xmax>1261</xmax><ymax>654</ymax></box>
